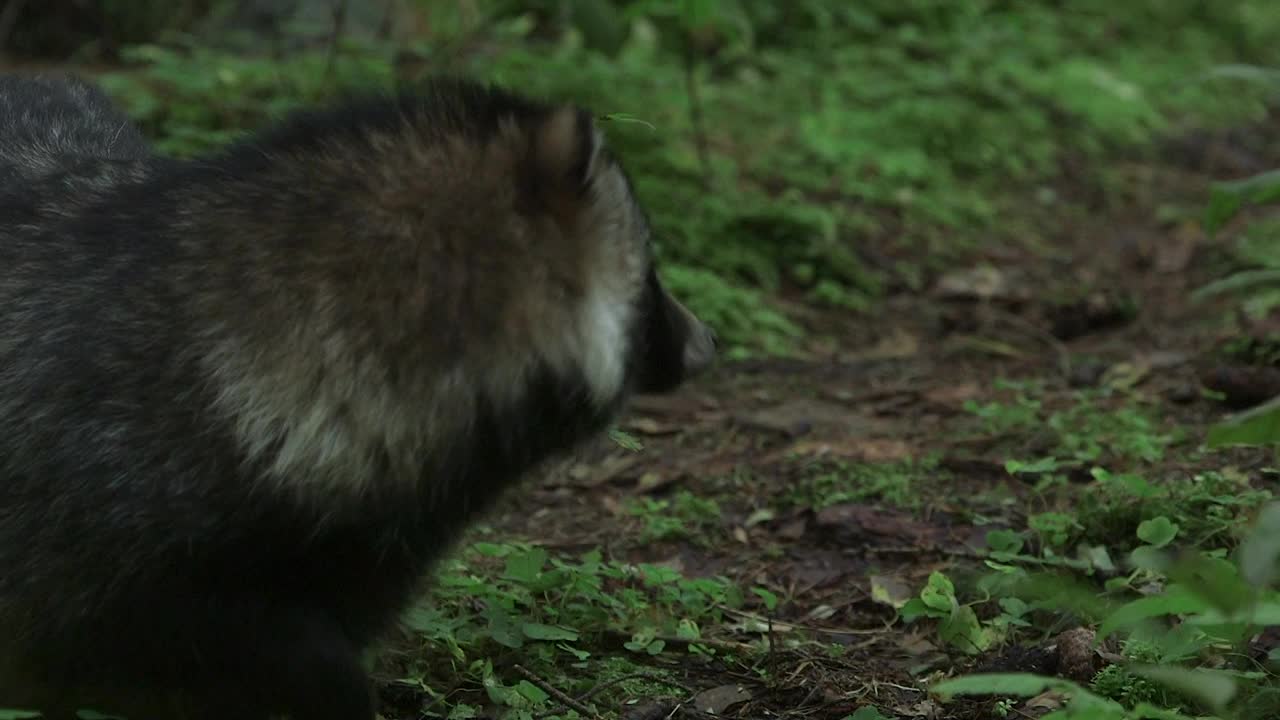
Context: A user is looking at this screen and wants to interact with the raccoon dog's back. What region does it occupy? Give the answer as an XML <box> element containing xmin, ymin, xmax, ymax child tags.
<box><xmin>0</xmin><ymin>74</ymin><xmax>715</xmax><ymax>719</ymax></box>
<box><xmin>0</xmin><ymin>73</ymin><xmax>159</xmax><ymax>224</ymax></box>
<box><xmin>0</xmin><ymin>73</ymin><xmax>150</xmax><ymax>170</ymax></box>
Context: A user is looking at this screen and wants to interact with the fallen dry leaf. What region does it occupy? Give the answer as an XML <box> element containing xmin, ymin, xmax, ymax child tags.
<box><xmin>923</xmin><ymin>381</ymin><xmax>981</xmax><ymax>408</ymax></box>
<box><xmin>783</xmin><ymin>437</ymin><xmax>914</xmax><ymax>463</ymax></box>
<box><xmin>744</xmin><ymin>508</ymin><xmax>776</xmax><ymax>527</ymax></box>
<box><xmin>636</xmin><ymin>471</ymin><xmax>673</xmax><ymax>493</ymax></box>
<box><xmin>898</xmin><ymin>698</ymin><xmax>943</xmax><ymax>718</ymax></box>
<box><xmin>1021</xmin><ymin>690</ymin><xmax>1067</xmax><ymax>718</ymax></box>
<box><xmin>869</xmin><ymin>574</ymin><xmax>914</xmax><ymax>610</ymax></box>
<box><xmin>853</xmin><ymin>328</ymin><xmax>920</xmax><ymax>360</ymax></box>
<box><xmin>691</xmin><ymin>684</ymin><xmax>752</xmax><ymax>714</ymax></box>
<box><xmin>736</xmin><ymin>399</ymin><xmax>872</xmax><ymax>437</ymax></box>
<box><xmin>814</xmin><ymin>503</ymin><xmax>948</xmax><ymax>546</ymax></box>
<box><xmin>934</xmin><ymin>266</ymin><xmax>1029</xmax><ymax>302</ymax></box>
<box><xmin>803</xmin><ymin>604</ymin><xmax>838</xmax><ymax>622</ymax></box>
<box><xmin>1145</xmin><ymin>350</ymin><xmax>1190</xmax><ymax>370</ymax></box>
<box><xmin>1101</xmin><ymin>359</ymin><xmax>1150</xmax><ymax>390</ymax></box>
<box><xmin>900</xmin><ymin>630</ymin><xmax>938</xmax><ymax>657</ymax></box>
<box><xmin>651</xmin><ymin>556</ymin><xmax>685</xmax><ymax>573</ymax></box>
<box><xmin>624</xmin><ymin>417</ymin><xmax>681</xmax><ymax>436</ymax></box>
<box><xmin>571</xmin><ymin>454</ymin><xmax>643</xmax><ymax>488</ymax></box>
<box><xmin>777</xmin><ymin>517</ymin><xmax>808</xmax><ymax>540</ymax></box>
<box><xmin>599</xmin><ymin>495</ymin><xmax>624</xmax><ymax>517</ymax></box>
<box><xmin>1154</xmin><ymin>221</ymin><xmax>1201</xmax><ymax>274</ymax></box>
<box><xmin>622</xmin><ymin>700</ymin><xmax>680</xmax><ymax>720</ymax></box>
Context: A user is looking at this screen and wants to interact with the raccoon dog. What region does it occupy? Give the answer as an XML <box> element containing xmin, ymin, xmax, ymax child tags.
<box><xmin>0</xmin><ymin>73</ymin><xmax>717</xmax><ymax>719</ymax></box>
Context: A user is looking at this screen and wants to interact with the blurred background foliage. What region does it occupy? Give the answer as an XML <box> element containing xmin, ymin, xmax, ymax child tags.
<box><xmin>3</xmin><ymin>0</ymin><xmax>1278</xmax><ymax>358</ymax></box>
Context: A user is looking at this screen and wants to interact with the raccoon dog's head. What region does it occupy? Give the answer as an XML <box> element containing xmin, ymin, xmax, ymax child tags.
<box><xmin>522</xmin><ymin>103</ymin><xmax>716</xmax><ymax>394</ymax></box>
<box><xmin>476</xmin><ymin>85</ymin><xmax>718</xmax><ymax>402</ymax></box>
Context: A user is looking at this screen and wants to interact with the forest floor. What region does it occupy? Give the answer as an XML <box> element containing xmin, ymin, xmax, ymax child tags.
<box><xmin>369</xmin><ymin>117</ymin><xmax>1280</xmax><ymax>720</ymax></box>
<box><xmin>23</xmin><ymin>35</ymin><xmax>1280</xmax><ymax>719</ymax></box>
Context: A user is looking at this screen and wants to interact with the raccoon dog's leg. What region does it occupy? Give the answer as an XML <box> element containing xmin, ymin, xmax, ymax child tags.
<box><xmin>34</xmin><ymin>602</ymin><xmax>373</xmax><ymax>720</ymax></box>
<box><xmin>250</xmin><ymin>607</ymin><xmax>375</xmax><ymax>720</ymax></box>
<box><xmin>173</xmin><ymin>602</ymin><xmax>375</xmax><ymax>720</ymax></box>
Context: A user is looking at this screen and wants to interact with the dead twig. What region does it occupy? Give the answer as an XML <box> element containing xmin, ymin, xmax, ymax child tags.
<box><xmin>604</xmin><ymin>629</ymin><xmax>757</xmax><ymax>654</ymax></box>
<box><xmin>988</xmin><ymin>306</ymin><xmax>1073</xmax><ymax>376</ymax></box>
<box><xmin>577</xmin><ymin>672</ymin><xmax>696</xmax><ymax>701</ymax></box>
<box><xmin>514</xmin><ymin>663</ymin><xmax>601</xmax><ymax>720</ymax></box>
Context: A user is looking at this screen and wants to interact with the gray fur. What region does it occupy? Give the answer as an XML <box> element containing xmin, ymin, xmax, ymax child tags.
<box><xmin>0</xmin><ymin>72</ymin><xmax>715</xmax><ymax>719</ymax></box>
<box><xmin>0</xmin><ymin>73</ymin><xmax>161</xmax><ymax>225</ymax></box>
<box><xmin>0</xmin><ymin>73</ymin><xmax>151</xmax><ymax>176</ymax></box>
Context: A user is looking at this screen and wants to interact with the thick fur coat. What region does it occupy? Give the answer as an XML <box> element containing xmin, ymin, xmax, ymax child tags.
<box><xmin>0</xmin><ymin>73</ymin><xmax>716</xmax><ymax>719</ymax></box>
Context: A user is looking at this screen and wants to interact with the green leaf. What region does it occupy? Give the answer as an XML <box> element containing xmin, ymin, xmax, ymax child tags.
<box><xmin>471</xmin><ymin>542</ymin><xmax>510</xmax><ymax>557</ymax></box>
<box><xmin>1098</xmin><ymin>587</ymin><xmax>1209</xmax><ymax>640</ymax></box>
<box><xmin>447</xmin><ymin>704</ymin><xmax>480</xmax><ymax>720</ymax></box>
<box><xmin>1005</xmin><ymin>457</ymin><xmax>1059</xmax><ymax>475</ymax></box>
<box><xmin>567</xmin><ymin>0</ymin><xmax>628</xmax><ymax>54</ymax></box>
<box><xmin>625</xmin><ymin>629</ymin><xmax>666</xmax><ymax>656</ymax></box>
<box><xmin>1184</xmin><ymin>600</ymin><xmax>1280</xmax><ymax>626</ymax></box>
<box><xmin>1205</xmin><ymin>64</ymin><xmax>1280</xmax><ymax>89</ymax></box>
<box><xmin>0</xmin><ymin>712</ymin><xmax>45</xmax><ymax>720</ymax></box>
<box><xmin>486</xmin><ymin>609</ymin><xmax>525</xmax><ymax>649</ymax></box>
<box><xmin>608</xmin><ymin>428</ymin><xmax>645</xmax><ymax>452</ymax></box>
<box><xmin>934</xmin><ymin>674</ymin><xmax>1128</xmax><ymax>718</ymax></box>
<box><xmin>504</xmin><ymin>548</ymin><xmax>548</xmax><ymax>584</ymax></box>
<box><xmin>1093</xmin><ymin>468</ymin><xmax>1160</xmax><ymax>498</ymax></box>
<box><xmin>680</xmin><ymin>0</ymin><xmax>719</xmax><ymax>27</ymax></box>
<box><xmin>600</xmin><ymin>113</ymin><xmax>657</xmax><ymax>131</ymax></box>
<box><xmin>1204</xmin><ymin>168</ymin><xmax>1280</xmax><ymax>236</ymax></box>
<box><xmin>1129</xmin><ymin>545</ymin><xmax>1171</xmax><ymax>573</ymax></box>
<box><xmin>521</xmin><ymin>623</ymin><xmax>579</xmax><ymax>642</ymax></box>
<box><xmin>999</xmin><ymin>597</ymin><xmax>1030</xmax><ymax>618</ymax></box>
<box><xmin>558</xmin><ymin>643</ymin><xmax>590</xmax><ymax>660</ymax></box>
<box><xmin>939</xmin><ymin>604</ymin><xmax>989</xmax><ymax>654</ymax></box>
<box><xmin>1079</xmin><ymin>544</ymin><xmax>1116</xmax><ymax>573</ymax></box>
<box><xmin>900</xmin><ymin>597</ymin><xmax>937</xmax><ymax>622</ymax></box>
<box><xmin>1240</xmin><ymin>502</ymin><xmax>1280</xmax><ymax>588</ymax></box>
<box><xmin>1137</xmin><ymin>517</ymin><xmax>1179</xmax><ymax>547</ymax></box>
<box><xmin>1207</xmin><ymin>393</ymin><xmax>1280</xmax><ymax>448</ymax></box>
<box><xmin>932</xmin><ymin>673</ymin><xmax>1078</xmax><ymax>698</ymax></box>
<box><xmin>752</xmin><ymin>587</ymin><xmax>780</xmax><ymax>611</ymax></box>
<box><xmin>920</xmin><ymin>572</ymin><xmax>957</xmax><ymax>612</ymax></box>
<box><xmin>1169</xmin><ymin>553</ymin><xmax>1254</xmax><ymax>615</ymax></box>
<box><xmin>1131</xmin><ymin>665</ymin><xmax>1237</xmax><ymax>711</ymax></box>
<box><xmin>1127</xmin><ymin>702</ymin><xmax>1204</xmax><ymax>720</ymax></box>
<box><xmin>986</xmin><ymin>529</ymin><xmax>1025</xmax><ymax>554</ymax></box>
<box><xmin>514</xmin><ymin>680</ymin><xmax>550</xmax><ymax>704</ymax></box>
<box><xmin>1191</xmin><ymin>268</ymin><xmax>1280</xmax><ymax>303</ymax></box>
<box><xmin>1239</xmin><ymin>687</ymin><xmax>1280</xmax><ymax>720</ymax></box>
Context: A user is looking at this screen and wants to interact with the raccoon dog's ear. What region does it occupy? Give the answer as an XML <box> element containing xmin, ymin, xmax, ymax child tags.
<box><xmin>530</xmin><ymin>106</ymin><xmax>605</xmax><ymax>196</ymax></box>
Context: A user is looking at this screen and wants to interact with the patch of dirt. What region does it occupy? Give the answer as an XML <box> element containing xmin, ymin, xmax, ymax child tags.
<box><xmin>455</xmin><ymin>119</ymin><xmax>1280</xmax><ymax>719</ymax></box>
